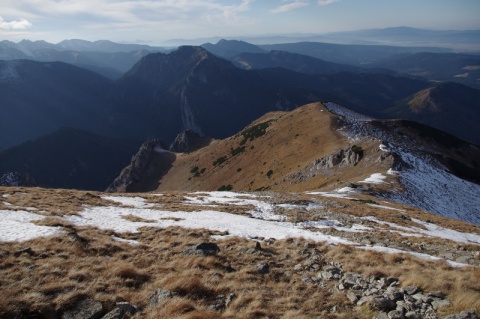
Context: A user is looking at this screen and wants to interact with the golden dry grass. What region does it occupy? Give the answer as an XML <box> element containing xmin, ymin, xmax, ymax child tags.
<box><xmin>1</xmin><ymin>186</ymin><xmax>479</xmax><ymax>318</ymax></box>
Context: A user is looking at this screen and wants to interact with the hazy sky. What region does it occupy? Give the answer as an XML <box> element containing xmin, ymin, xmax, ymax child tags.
<box><xmin>1</xmin><ymin>0</ymin><xmax>479</xmax><ymax>44</ymax></box>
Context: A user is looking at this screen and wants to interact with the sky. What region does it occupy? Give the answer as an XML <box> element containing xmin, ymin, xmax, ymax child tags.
<box><xmin>1</xmin><ymin>0</ymin><xmax>479</xmax><ymax>44</ymax></box>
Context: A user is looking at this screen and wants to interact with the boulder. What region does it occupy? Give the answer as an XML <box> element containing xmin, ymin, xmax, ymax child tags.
<box><xmin>62</xmin><ymin>298</ymin><xmax>103</xmax><ymax>319</ymax></box>
<box><xmin>182</xmin><ymin>243</ymin><xmax>221</xmax><ymax>256</ymax></box>
<box><xmin>148</xmin><ymin>288</ymin><xmax>178</xmax><ymax>306</ymax></box>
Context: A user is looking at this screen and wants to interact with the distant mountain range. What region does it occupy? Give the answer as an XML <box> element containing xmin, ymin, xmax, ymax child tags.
<box><xmin>163</xmin><ymin>27</ymin><xmax>480</xmax><ymax>50</ymax></box>
<box><xmin>1</xmin><ymin>41</ymin><xmax>480</xmax><ymax>190</ymax></box>
<box><xmin>0</xmin><ymin>39</ymin><xmax>167</xmax><ymax>79</ymax></box>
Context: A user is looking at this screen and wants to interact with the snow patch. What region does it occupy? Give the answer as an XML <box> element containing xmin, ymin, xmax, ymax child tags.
<box><xmin>385</xmin><ymin>145</ymin><xmax>480</xmax><ymax>225</ymax></box>
<box><xmin>103</xmin><ymin>196</ymin><xmax>155</xmax><ymax>208</ymax></box>
<box><xmin>0</xmin><ymin>210</ymin><xmax>61</xmax><ymax>242</ymax></box>
<box><xmin>64</xmin><ymin>206</ymin><xmax>354</xmax><ymax>245</ymax></box>
<box><xmin>324</xmin><ymin>102</ymin><xmax>373</xmax><ymax>121</ymax></box>
<box><xmin>361</xmin><ymin>246</ymin><xmax>468</xmax><ymax>268</ymax></box>
<box><xmin>360</xmin><ymin>173</ymin><xmax>386</xmax><ymax>184</ymax></box>
<box><xmin>111</xmin><ymin>235</ymin><xmax>141</xmax><ymax>246</ymax></box>
<box><xmin>363</xmin><ymin>216</ymin><xmax>480</xmax><ymax>245</ymax></box>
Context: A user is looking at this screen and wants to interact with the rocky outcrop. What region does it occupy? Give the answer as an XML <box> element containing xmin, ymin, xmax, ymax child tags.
<box><xmin>310</xmin><ymin>145</ymin><xmax>363</xmax><ymax>170</ymax></box>
<box><xmin>0</xmin><ymin>172</ymin><xmax>37</xmax><ymax>187</ymax></box>
<box><xmin>169</xmin><ymin>130</ymin><xmax>212</xmax><ymax>153</ymax></box>
<box><xmin>287</xmin><ymin>145</ymin><xmax>363</xmax><ymax>184</ymax></box>
<box><xmin>106</xmin><ymin>140</ymin><xmax>174</xmax><ymax>193</ymax></box>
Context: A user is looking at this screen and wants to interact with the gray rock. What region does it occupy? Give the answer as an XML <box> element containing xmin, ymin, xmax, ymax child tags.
<box><xmin>388</xmin><ymin>310</ymin><xmax>405</xmax><ymax>319</ymax></box>
<box><xmin>404</xmin><ymin>286</ymin><xmax>419</xmax><ymax>295</ymax></box>
<box><xmin>357</xmin><ymin>295</ymin><xmax>377</xmax><ymax>306</ymax></box>
<box><xmin>404</xmin><ymin>312</ymin><xmax>421</xmax><ymax>319</ymax></box>
<box><xmin>101</xmin><ymin>303</ymin><xmax>138</xmax><ymax>319</ymax></box>
<box><xmin>293</xmin><ymin>263</ymin><xmax>303</xmax><ymax>271</ymax></box>
<box><xmin>431</xmin><ymin>298</ymin><xmax>451</xmax><ymax>310</ymax></box>
<box><xmin>301</xmin><ymin>275</ymin><xmax>314</xmax><ymax>283</ymax></box>
<box><xmin>373</xmin><ymin>312</ymin><xmax>389</xmax><ymax>319</ymax></box>
<box><xmin>346</xmin><ymin>291</ymin><xmax>359</xmax><ymax>303</ymax></box>
<box><xmin>427</xmin><ymin>291</ymin><xmax>446</xmax><ymax>299</ymax></box>
<box><xmin>370</xmin><ymin>296</ymin><xmax>396</xmax><ymax>312</ymax></box>
<box><xmin>182</xmin><ymin>242</ymin><xmax>220</xmax><ymax>256</ymax></box>
<box><xmin>62</xmin><ymin>298</ymin><xmax>103</xmax><ymax>319</ymax></box>
<box><xmin>385</xmin><ymin>287</ymin><xmax>404</xmax><ymax>301</ymax></box>
<box><xmin>148</xmin><ymin>288</ymin><xmax>177</xmax><ymax>306</ymax></box>
<box><xmin>455</xmin><ymin>255</ymin><xmax>472</xmax><ymax>264</ymax></box>
<box><xmin>256</xmin><ymin>263</ymin><xmax>270</xmax><ymax>274</ymax></box>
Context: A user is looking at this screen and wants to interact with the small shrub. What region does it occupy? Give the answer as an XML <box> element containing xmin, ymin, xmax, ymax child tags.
<box><xmin>352</xmin><ymin>199</ymin><xmax>378</xmax><ymax>205</ymax></box>
<box><xmin>218</xmin><ymin>185</ymin><xmax>233</xmax><ymax>191</ymax></box>
<box><xmin>213</xmin><ymin>156</ymin><xmax>227</xmax><ymax>166</ymax></box>
<box><xmin>267</xmin><ymin>170</ymin><xmax>274</xmax><ymax>178</ymax></box>
<box><xmin>190</xmin><ymin>166</ymin><xmax>199</xmax><ymax>174</ymax></box>
<box><xmin>240</xmin><ymin>121</ymin><xmax>271</xmax><ymax>145</ymax></box>
<box><xmin>231</xmin><ymin>146</ymin><xmax>246</xmax><ymax>156</ymax></box>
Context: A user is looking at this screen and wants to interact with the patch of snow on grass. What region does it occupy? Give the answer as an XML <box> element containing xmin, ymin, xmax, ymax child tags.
<box><xmin>361</xmin><ymin>246</ymin><xmax>468</xmax><ymax>268</ymax></box>
<box><xmin>364</xmin><ymin>216</ymin><xmax>480</xmax><ymax>245</ymax></box>
<box><xmin>2</xmin><ymin>194</ymin><xmax>10</xmax><ymax>198</ymax></box>
<box><xmin>307</xmin><ymin>188</ymin><xmax>355</xmax><ymax>199</ymax></box>
<box><xmin>0</xmin><ymin>210</ymin><xmax>61</xmax><ymax>242</ymax></box>
<box><xmin>103</xmin><ymin>196</ymin><xmax>154</xmax><ymax>208</ymax></box>
<box><xmin>64</xmin><ymin>205</ymin><xmax>354</xmax><ymax>245</ymax></box>
<box><xmin>111</xmin><ymin>235</ymin><xmax>141</xmax><ymax>246</ymax></box>
<box><xmin>360</xmin><ymin>173</ymin><xmax>386</xmax><ymax>184</ymax></box>
<box><xmin>185</xmin><ymin>192</ymin><xmax>286</xmax><ymax>221</ymax></box>
<box><xmin>367</xmin><ymin>204</ymin><xmax>405</xmax><ymax>212</ymax></box>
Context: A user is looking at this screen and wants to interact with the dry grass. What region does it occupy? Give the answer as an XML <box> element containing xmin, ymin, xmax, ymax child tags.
<box><xmin>122</xmin><ymin>214</ymin><xmax>156</xmax><ymax>223</ymax></box>
<box><xmin>1</xmin><ymin>186</ymin><xmax>479</xmax><ymax>318</ymax></box>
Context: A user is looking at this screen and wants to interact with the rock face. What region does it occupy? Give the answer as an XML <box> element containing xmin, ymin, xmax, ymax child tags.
<box><xmin>0</xmin><ymin>172</ymin><xmax>37</xmax><ymax>187</ymax></box>
<box><xmin>106</xmin><ymin>140</ymin><xmax>175</xmax><ymax>193</ymax></box>
<box><xmin>287</xmin><ymin>145</ymin><xmax>364</xmax><ymax>183</ymax></box>
<box><xmin>311</xmin><ymin>146</ymin><xmax>363</xmax><ymax>169</ymax></box>
<box><xmin>169</xmin><ymin>130</ymin><xmax>212</xmax><ymax>153</ymax></box>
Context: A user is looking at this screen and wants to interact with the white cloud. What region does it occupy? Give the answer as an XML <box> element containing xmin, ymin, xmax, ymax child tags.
<box><xmin>271</xmin><ymin>0</ymin><xmax>309</xmax><ymax>14</ymax></box>
<box><xmin>0</xmin><ymin>16</ymin><xmax>32</xmax><ymax>31</ymax></box>
<box><xmin>318</xmin><ymin>0</ymin><xmax>339</xmax><ymax>5</ymax></box>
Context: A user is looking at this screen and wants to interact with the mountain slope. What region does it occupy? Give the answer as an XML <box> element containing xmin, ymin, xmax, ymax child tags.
<box><xmin>0</xmin><ymin>128</ymin><xmax>140</xmax><ymax>190</ymax></box>
<box><xmin>111</xmin><ymin>102</ymin><xmax>480</xmax><ymax>224</ymax></box>
<box><xmin>108</xmin><ymin>46</ymin><xmax>437</xmax><ymax>144</ymax></box>
<box><xmin>0</xmin><ymin>60</ymin><xmax>112</xmax><ymax>150</ymax></box>
<box><xmin>107</xmin><ymin>46</ymin><xmax>318</xmax><ymax>143</ymax></box>
<box><xmin>392</xmin><ymin>82</ymin><xmax>480</xmax><ymax>144</ymax></box>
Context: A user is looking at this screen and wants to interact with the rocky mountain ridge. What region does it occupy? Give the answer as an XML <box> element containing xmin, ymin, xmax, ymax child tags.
<box><xmin>110</xmin><ymin>102</ymin><xmax>480</xmax><ymax>224</ymax></box>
